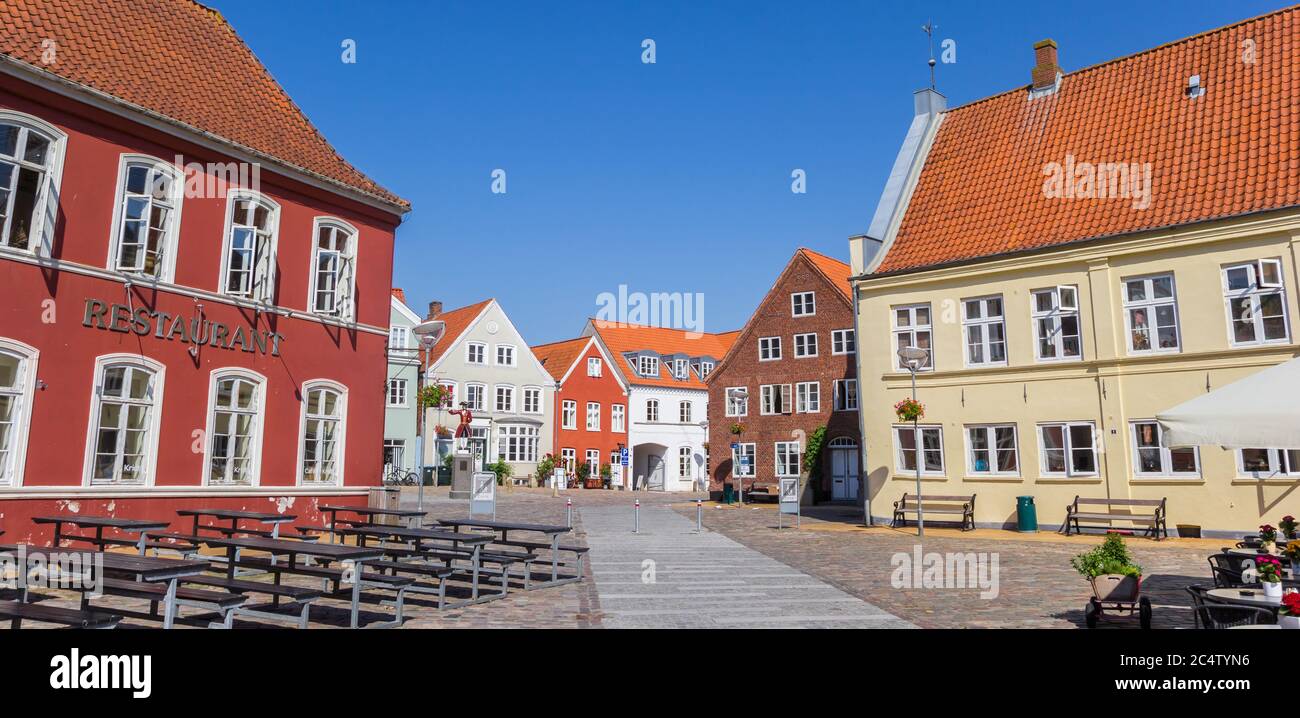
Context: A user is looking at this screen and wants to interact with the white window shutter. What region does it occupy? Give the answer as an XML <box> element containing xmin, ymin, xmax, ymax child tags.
<box><xmin>337</xmin><ymin>255</ymin><xmax>355</xmax><ymax>320</ymax></box>
<box><xmin>39</xmin><ymin>175</ymin><xmax>59</xmax><ymax>256</ymax></box>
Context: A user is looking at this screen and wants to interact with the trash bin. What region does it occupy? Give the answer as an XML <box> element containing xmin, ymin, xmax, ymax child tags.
<box><xmin>1016</xmin><ymin>495</ymin><xmax>1038</xmax><ymax>533</ymax></box>
<box><xmin>723</xmin><ymin>483</ymin><xmax>735</xmax><ymax>504</ymax></box>
<box><xmin>369</xmin><ymin>486</ymin><xmax>401</xmax><ymax>525</ymax></box>
<box><xmin>421</xmin><ymin>466</ymin><xmax>435</xmax><ymax>486</ymax></box>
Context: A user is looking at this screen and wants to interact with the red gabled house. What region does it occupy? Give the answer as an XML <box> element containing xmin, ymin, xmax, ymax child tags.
<box><xmin>533</xmin><ymin>336</ymin><xmax>629</xmax><ymax>485</ymax></box>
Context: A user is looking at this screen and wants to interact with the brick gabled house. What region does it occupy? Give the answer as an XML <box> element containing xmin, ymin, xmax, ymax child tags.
<box><xmin>706</xmin><ymin>248</ymin><xmax>862</xmax><ymax>503</ymax></box>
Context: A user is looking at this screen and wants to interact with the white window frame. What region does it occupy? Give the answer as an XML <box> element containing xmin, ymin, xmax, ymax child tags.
<box><xmin>794</xmin><ymin>332</ymin><xmax>818</xmax><ymax>358</ymax></box>
<box><xmin>725</xmin><ymin>386</ymin><xmax>748</xmax><ymax>417</ymax></box>
<box><xmin>218</xmin><ymin>189</ymin><xmax>280</xmax><ymax>304</ymax></box>
<box><xmin>831</xmin><ymin>329</ymin><xmax>856</xmax><ymax>355</ymax></box>
<box><xmin>587</xmin><ymin>357</ymin><xmax>602</xmax><ymax>377</ymax></box>
<box><xmin>892</xmin><ymin>425</ymin><xmax>945</xmax><ymax>476</ymax></box>
<box><xmin>679</xmin><ymin>400</ymin><xmax>693</xmax><ymax>423</ymax></box>
<box><xmin>495</xmin><ymin>344</ymin><xmax>517</xmax><ymax>367</ymax></box>
<box><xmin>611</xmin><ymin>404</ymin><xmax>626</xmax><ymax>433</ymax></box>
<box><xmin>82</xmin><ymin>354</ymin><xmax>165</xmax><ymax>487</ymax></box>
<box><xmin>386</xmin><ymin>378</ymin><xmax>407</xmax><ymax>407</ymax></box>
<box><xmin>1031</xmin><ymin>286</ymin><xmax>1083</xmax><ymax>362</ymax></box>
<box><xmin>388</xmin><ymin>325</ymin><xmax>409</xmax><ymax>350</ymax></box>
<box><xmin>795</xmin><ymin>381</ymin><xmax>820</xmax><ymax>413</ymax></box>
<box><xmin>586</xmin><ymin>401</ymin><xmax>601</xmax><ymax>431</ymax></box>
<box><xmin>1236</xmin><ymin>448</ymin><xmax>1300</xmax><ymax>479</ymax></box>
<box><xmin>961</xmin><ymin>295</ymin><xmax>1008</xmax><ymax>367</ymax></box>
<box><xmin>588</xmin><ymin>449</ymin><xmax>602</xmax><ymax>477</ymax></box>
<box><xmin>560</xmin><ymin>448</ymin><xmax>576</xmax><ymax>473</ymax></box>
<box><xmin>307</xmin><ymin>217</ymin><xmax>358</xmax><ymax>321</ymax></box>
<box><xmin>892</xmin><ymin>304</ymin><xmax>933</xmax><ymax>371</ymax></box>
<box><xmin>561</xmin><ymin>400</ymin><xmax>577</xmax><ymax>430</ymax></box>
<box><xmin>1222</xmin><ymin>260</ymin><xmax>1291</xmax><ymax>347</ymax></box>
<box><xmin>1129</xmin><ymin>420</ymin><xmax>1200</xmax><ymax>479</ymax></box>
<box><xmin>383</xmin><ymin>438</ymin><xmax>406</xmax><ymax>471</ymax></box>
<box><xmin>465</xmin><ymin>342</ymin><xmax>487</xmax><ymax>365</ymax></box>
<box><xmin>522</xmin><ymin>386</ymin><xmax>543</xmax><ymax>415</ymax></box>
<box><xmin>203</xmin><ymin>368</ymin><xmax>267</xmax><ymax>487</ymax></box>
<box><xmin>0</xmin><ymin>338</ymin><xmax>38</xmax><ymax>488</ymax></box>
<box><xmin>464</xmin><ymin>382</ymin><xmax>486</xmax><ymax>411</ymax></box>
<box><xmin>832</xmin><ymin>379</ymin><xmax>858</xmax><ymax>412</ymax></box>
<box><xmin>1037</xmin><ymin>421</ymin><xmax>1098</xmax><ymax>477</ymax></box>
<box><xmin>791</xmin><ymin>291</ymin><xmax>816</xmax><ymax>317</ymax></box>
<box><xmin>1121</xmin><ymin>274</ymin><xmax>1181</xmax><ymax>355</ymax></box>
<box><xmin>758</xmin><ymin>336</ymin><xmax>782</xmax><ymax>361</ymax></box>
<box><xmin>732</xmin><ymin>442</ymin><xmax>755</xmax><ymax>477</ymax></box>
<box><xmin>638</xmin><ymin>355</ymin><xmax>659</xmax><ymax>377</ymax></box>
<box><xmin>497</xmin><ymin>424</ymin><xmax>539</xmax><ymax>463</ymax></box>
<box><xmin>646</xmin><ymin>399</ymin><xmax>660</xmax><ymax>422</ymax></box>
<box><xmin>106</xmin><ymin>154</ymin><xmax>184</xmax><ymax>282</ymax></box>
<box><xmin>679</xmin><ymin>446</ymin><xmax>694</xmax><ymax>479</ymax></box>
<box><xmin>297</xmin><ymin>380</ymin><xmax>347</xmax><ymax>486</ymax></box>
<box><xmin>775</xmin><ymin>441</ymin><xmax>801</xmax><ymax>477</ymax></box>
<box><xmin>494</xmin><ymin>384</ymin><xmax>516</xmax><ymax>413</ymax></box>
<box><xmin>964</xmin><ymin>424</ymin><xmax>1020</xmax><ymax>477</ymax></box>
<box><xmin>760</xmin><ymin>384</ymin><xmax>792</xmax><ymax>415</ymax></box>
<box><xmin>0</xmin><ymin>110</ymin><xmax>66</xmax><ymax>257</ymax></box>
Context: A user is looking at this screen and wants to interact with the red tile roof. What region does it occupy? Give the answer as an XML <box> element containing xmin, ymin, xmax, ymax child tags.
<box><xmin>797</xmin><ymin>248</ymin><xmax>853</xmax><ymax>301</ymax></box>
<box><xmin>590</xmin><ymin>321</ymin><xmax>739</xmax><ymax>389</ymax></box>
<box><xmin>0</xmin><ymin>0</ymin><xmax>407</xmax><ymax>210</ymax></box>
<box><xmin>426</xmin><ymin>299</ymin><xmax>493</xmax><ymax>366</ymax></box>
<box><xmin>531</xmin><ymin>337</ymin><xmax>591</xmax><ymax>382</ymax></box>
<box><xmin>874</xmin><ymin>6</ymin><xmax>1299</xmax><ymax>275</ymax></box>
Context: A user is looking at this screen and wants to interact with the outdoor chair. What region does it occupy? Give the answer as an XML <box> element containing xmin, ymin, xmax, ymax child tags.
<box><xmin>1185</xmin><ymin>586</ymin><xmax>1274</xmax><ymax>629</ymax></box>
<box><xmin>1237</xmin><ymin>536</ymin><xmax>1263</xmax><ymax>549</ymax></box>
<box><xmin>1207</xmin><ymin>553</ymin><xmax>1247</xmax><ymax>588</ymax></box>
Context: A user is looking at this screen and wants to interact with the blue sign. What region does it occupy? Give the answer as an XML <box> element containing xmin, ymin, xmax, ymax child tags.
<box><xmin>730</xmin><ymin>442</ymin><xmax>738</xmax><ymax>451</ymax></box>
<box><xmin>620</xmin><ymin>448</ymin><xmax>629</xmax><ymax>466</ymax></box>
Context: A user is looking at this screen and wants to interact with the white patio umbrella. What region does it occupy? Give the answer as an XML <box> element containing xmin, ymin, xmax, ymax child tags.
<box><xmin>1157</xmin><ymin>356</ymin><xmax>1300</xmax><ymax>449</ymax></box>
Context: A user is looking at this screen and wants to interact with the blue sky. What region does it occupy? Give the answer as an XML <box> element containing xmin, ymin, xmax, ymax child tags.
<box><xmin>209</xmin><ymin>0</ymin><xmax>1283</xmax><ymax>344</ymax></box>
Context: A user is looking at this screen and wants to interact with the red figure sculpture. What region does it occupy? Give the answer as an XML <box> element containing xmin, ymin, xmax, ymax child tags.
<box><xmin>449</xmin><ymin>403</ymin><xmax>473</xmax><ymax>446</ymax></box>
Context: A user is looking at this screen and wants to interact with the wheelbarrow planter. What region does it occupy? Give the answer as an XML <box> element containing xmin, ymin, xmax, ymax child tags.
<box><xmin>1085</xmin><ymin>574</ymin><xmax>1151</xmax><ymax>629</ymax></box>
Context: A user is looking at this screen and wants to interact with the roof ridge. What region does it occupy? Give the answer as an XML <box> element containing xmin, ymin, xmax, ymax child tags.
<box><xmin>943</xmin><ymin>4</ymin><xmax>1298</xmax><ymax>116</ymax></box>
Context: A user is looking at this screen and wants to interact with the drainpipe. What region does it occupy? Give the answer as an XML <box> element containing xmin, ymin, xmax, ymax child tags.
<box><xmin>852</xmin><ymin>282</ymin><xmax>871</xmax><ymax>526</ymax></box>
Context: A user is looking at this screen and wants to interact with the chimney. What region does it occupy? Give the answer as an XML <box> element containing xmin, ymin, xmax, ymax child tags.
<box><xmin>391</xmin><ymin>287</ymin><xmax>406</xmax><ymax>305</ymax></box>
<box><xmin>427</xmin><ymin>301</ymin><xmax>442</xmax><ymax>319</ymax></box>
<box><xmin>1031</xmin><ymin>39</ymin><xmax>1061</xmax><ymax>92</ymax></box>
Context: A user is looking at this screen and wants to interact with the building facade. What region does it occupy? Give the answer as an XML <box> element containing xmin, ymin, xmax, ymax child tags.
<box><xmin>383</xmin><ymin>289</ymin><xmax>422</xmax><ymax>476</ymax></box>
<box><xmin>851</xmin><ymin>9</ymin><xmax>1300</xmax><ymax>535</ymax></box>
<box><xmin>586</xmin><ymin>321</ymin><xmax>737</xmax><ymax>492</ymax></box>
<box><xmin>533</xmin><ymin>336</ymin><xmax>630</xmax><ymax>484</ymax></box>
<box><xmin>422</xmin><ymin>299</ymin><xmax>555</xmax><ymax>480</ymax></box>
<box><xmin>707</xmin><ymin>249</ymin><xmax>862</xmax><ymax>502</ymax></box>
<box><xmin>0</xmin><ymin>0</ymin><xmax>408</xmax><ymax>541</ymax></box>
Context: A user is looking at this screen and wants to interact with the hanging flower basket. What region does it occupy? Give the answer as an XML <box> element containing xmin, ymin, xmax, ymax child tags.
<box><xmin>894</xmin><ymin>397</ymin><xmax>925</xmax><ymax>422</ymax></box>
<box><xmin>729</xmin><ymin>422</ymin><xmax>746</xmax><ymax>435</ymax></box>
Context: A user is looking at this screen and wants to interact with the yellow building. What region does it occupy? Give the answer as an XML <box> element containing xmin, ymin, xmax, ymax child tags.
<box><xmin>849</xmin><ymin>8</ymin><xmax>1299</xmax><ymax>536</ymax></box>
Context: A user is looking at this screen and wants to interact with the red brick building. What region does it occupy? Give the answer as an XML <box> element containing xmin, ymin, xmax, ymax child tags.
<box><xmin>0</xmin><ymin>0</ymin><xmax>408</xmax><ymax>541</ymax></box>
<box><xmin>533</xmin><ymin>336</ymin><xmax>630</xmax><ymax>484</ymax></box>
<box><xmin>706</xmin><ymin>249</ymin><xmax>862</xmax><ymax>502</ymax></box>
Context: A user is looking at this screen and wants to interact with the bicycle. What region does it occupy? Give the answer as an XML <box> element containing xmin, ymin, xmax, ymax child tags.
<box><xmin>383</xmin><ymin>468</ymin><xmax>418</xmax><ymax>486</ymax></box>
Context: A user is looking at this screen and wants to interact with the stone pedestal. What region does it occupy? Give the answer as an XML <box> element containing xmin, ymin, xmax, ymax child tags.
<box><xmin>450</xmin><ymin>450</ymin><xmax>474</xmax><ymax>500</ymax></box>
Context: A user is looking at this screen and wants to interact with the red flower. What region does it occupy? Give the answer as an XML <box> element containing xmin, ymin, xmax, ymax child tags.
<box><xmin>1282</xmin><ymin>592</ymin><xmax>1300</xmax><ymax>616</ymax></box>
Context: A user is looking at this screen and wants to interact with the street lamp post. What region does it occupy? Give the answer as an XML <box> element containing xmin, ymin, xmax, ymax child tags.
<box><xmin>412</xmin><ymin>319</ymin><xmax>445</xmax><ymax>514</ymax></box>
<box><xmin>897</xmin><ymin>346</ymin><xmax>929</xmax><ymax>538</ymax></box>
<box><xmin>727</xmin><ymin>387</ymin><xmax>748</xmax><ymax>505</ymax></box>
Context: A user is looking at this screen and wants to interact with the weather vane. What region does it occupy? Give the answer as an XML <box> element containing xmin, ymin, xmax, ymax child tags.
<box><xmin>922</xmin><ymin>20</ymin><xmax>937</xmax><ymax>90</ymax></box>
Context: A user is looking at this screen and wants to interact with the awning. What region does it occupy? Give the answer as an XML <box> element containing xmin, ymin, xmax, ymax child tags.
<box><xmin>1157</xmin><ymin>356</ymin><xmax>1300</xmax><ymax>449</ymax></box>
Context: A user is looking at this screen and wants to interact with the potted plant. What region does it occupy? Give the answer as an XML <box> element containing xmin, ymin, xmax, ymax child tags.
<box><xmin>1280</xmin><ymin>591</ymin><xmax>1300</xmax><ymax>630</ymax></box>
<box><xmin>1072</xmin><ymin>533</ymin><xmax>1149</xmax><ymax>628</ymax></box>
<box><xmin>1256</xmin><ymin>555</ymin><xmax>1285</xmax><ymax>599</ymax></box>
<box><xmin>729</xmin><ymin>422</ymin><xmax>745</xmax><ymax>436</ymax></box>
<box><xmin>1285</xmin><ymin>540</ymin><xmax>1300</xmax><ymax>576</ymax></box>
<box><xmin>1281</xmin><ymin>515</ymin><xmax>1298</xmax><ymax>541</ymax></box>
<box><xmin>894</xmin><ymin>397</ymin><xmax>924</xmax><ymax>422</ymax></box>
<box><xmin>600</xmin><ymin>463</ymin><xmax>613</xmax><ymax>489</ymax></box>
<box><xmin>1260</xmin><ymin>524</ymin><xmax>1278</xmax><ymax>553</ymax></box>
<box><xmin>487</xmin><ymin>459</ymin><xmax>512</xmax><ymax>486</ymax></box>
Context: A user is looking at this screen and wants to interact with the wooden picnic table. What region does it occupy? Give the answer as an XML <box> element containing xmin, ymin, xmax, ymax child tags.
<box><xmin>436</xmin><ymin>518</ymin><xmax>579</xmax><ymax>587</ymax></box>
<box><xmin>193</xmin><ymin>534</ymin><xmax>400</xmax><ymax>628</ymax></box>
<box><xmin>177</xmin><ymin>508</ymin><xmax>298</xmax><ymax>538</ymax></box>
<box><xmin>338</xmin><ymin>524</ymin><xmax>498</xmax><ymax>606</ymax></box>
<box><xmin>32</xmin><ymin>515</ymin><xmax>171</xmax><ymax>554</ymax></box>
<box><xmin>0</xmin><ymin>543</ymin><xmax>209</xmax><ymax>629</ymax></box>
<box><xmin>317</xmin><ymin>504</ymin><xmax>427</xmax><ymax>540</ymax></box>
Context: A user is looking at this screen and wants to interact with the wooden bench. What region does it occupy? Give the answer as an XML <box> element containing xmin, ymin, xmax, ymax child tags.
<box><xmin>183</xmin><ymin>574</ymin><xmax>322</xmax><ymax>628</ymax></box>
<box><xmin>1065</xmin><ymin>496</ymin><xmax>1168</xmax><ymax>540</ymax></box>
<box><xmin>1</xmin><ymin>600</ymin><xmax>121</xmax><ymax>629</ymax></box>
<box><xmin>93</xmin><ymin>577</ymin><xmax>246</xmax><ymax>628</ymax></box>
<box><xmin>892</xmin><ymin>493</ymin><xmax>976</xmax><ymax>531</ymax></box>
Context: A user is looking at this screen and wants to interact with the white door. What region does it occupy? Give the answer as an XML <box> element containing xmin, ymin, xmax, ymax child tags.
<box><xmin>647</xmin><ymin>454</ymin><xmax>664</xmax><ymax>491</ymax></box>
<box><xmin>831</xmin><ymin>440</ymin><xmax>859</xmax><ymax>500</ymax></box>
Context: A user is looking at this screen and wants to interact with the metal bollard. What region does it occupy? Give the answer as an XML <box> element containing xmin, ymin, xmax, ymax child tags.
<box><xmin>566</xmin><ymin>498</ymin><xmax>573</xmax><ymax>528</ymax></box>
<box><xmin>634</xmin><ymin>500</ymin><xmax>640</xmax><ymax>534</ymax></box>
<box><xmin>696</xmin><ymin>499</ymin><xmax>702</xmax><ymax>533</ymax></box>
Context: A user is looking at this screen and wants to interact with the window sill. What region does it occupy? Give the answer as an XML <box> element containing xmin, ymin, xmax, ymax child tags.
<box><xmin>890</xmin><ymin>474</ymin><xmax>947</xmax><ymax>482</ymax></box>
<box><xmin>1231</xmin><ymin>478</ymin><xmax>1300</xmax><ymax>486</ymax></box>
<box><xmin>1033</xmin><ymin>476</ymin><xmax>1103</xmax><ymax>484</ymax></box>
<box><xmin>1130</xmin><ymin>475</ymin><xmax>1203</xmax><ymax>483</ymax></box>
<box><xmin>961</xmin><ymin>475</ymin><xmax>1023</xmax><ymax>483</ymax></box>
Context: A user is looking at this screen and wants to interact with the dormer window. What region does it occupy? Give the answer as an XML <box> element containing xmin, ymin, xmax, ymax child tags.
<box><xmin>637</xmin><ymin>355</ymin><xmax>659</xmax><ymax>377</ymax></box>
<box><xmin>673</xmin><ymin>359</ymin><xmax>689</xmax><ymax>380</ymax></box>
<box><xmin>697</xmin><ymin>361</ymin><xmax>714</xmax><ymax>380</ymax></box>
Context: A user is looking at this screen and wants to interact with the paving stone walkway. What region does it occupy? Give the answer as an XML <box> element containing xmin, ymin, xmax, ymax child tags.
<box><xmin>581</xmin><ymin>502</ymin><xmax>914</xmax><ymax>629</ymax></box>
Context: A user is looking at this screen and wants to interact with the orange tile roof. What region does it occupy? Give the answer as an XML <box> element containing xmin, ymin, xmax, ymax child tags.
<box><xmin>0</xmin><ymin>0</ymin><xmax>407</xmax><ymax>210</ymax></box>
<box><xmin>874</xmin><ymin>6</ymin><xmax>1299</xmax><ymax>275</ymax></box>
<box><xmin>426</xmin><ymin>299</ymin><xmax>493</xmax><ymax>366</ymax></box>
<box><xmin>590</xmin><ymin>321</ymin><xmax>739</xmax><ymax>389</ymax></box>
<box><xmin>531</xmin><ymin>337</ymin><xmax>591</xmax><ymax>382</ymax></box>
<box><xmin>797</xmin><ymin>248</ymin><xmax>853</xmax><ymax>301</ymax></box>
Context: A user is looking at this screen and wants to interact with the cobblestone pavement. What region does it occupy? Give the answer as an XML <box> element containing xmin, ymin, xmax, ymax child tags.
<box><xmin>582</xmin><ymin>501</ymin><xmax>914</xmax><ymax>628</ymax></box>
<box><xmin>677</xmin><ymin>501</ymin><xmax>1230</xmax><ymax>629</ymax></box>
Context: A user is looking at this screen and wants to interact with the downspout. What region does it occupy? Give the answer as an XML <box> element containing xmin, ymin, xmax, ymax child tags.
<box><xmin>852</xmin><ymin>283</ymin><xmax>871</xmax><ymax>526</ymax></box>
